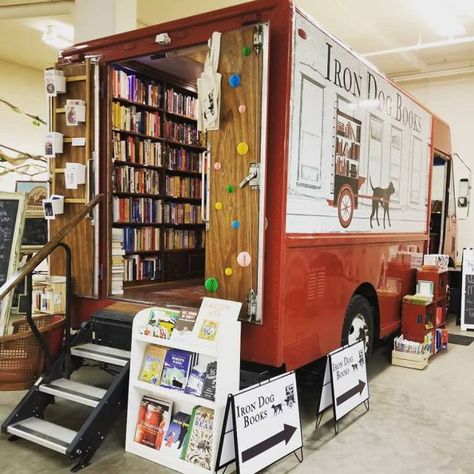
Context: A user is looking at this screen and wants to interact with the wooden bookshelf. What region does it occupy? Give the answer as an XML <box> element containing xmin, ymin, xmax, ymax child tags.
<box><xmin>110</xmin><ymin>65</ymin><xmax>205</xmax><ymax>288</ymax></box>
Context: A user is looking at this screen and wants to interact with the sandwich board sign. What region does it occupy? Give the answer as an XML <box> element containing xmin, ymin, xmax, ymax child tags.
<box><xmin>316</xmin><ymin>340</ymin><xmax>369</xmax><ymax>433</ymax></box>
<box><xmin>216</xmin><ymin>371</ymin><xmax>303</xmax><ymax>473</ymax></box>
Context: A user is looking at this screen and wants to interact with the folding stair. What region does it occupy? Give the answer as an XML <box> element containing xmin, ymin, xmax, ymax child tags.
<box><xmin>2</xmin><ymin>321</ymin><xmax>130</xmax><ymax>472</ymax></box>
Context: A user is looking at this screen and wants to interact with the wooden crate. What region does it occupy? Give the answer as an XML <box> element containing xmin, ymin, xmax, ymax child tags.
<box><xmin>391</xmin><ymin>350</ymin><xmax>429</xmax><ymax>370</ymax></box>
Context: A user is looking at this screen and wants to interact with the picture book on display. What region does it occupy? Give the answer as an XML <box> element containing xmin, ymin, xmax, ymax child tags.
<box><xmin>184</xmin><ymin>364</ymin><xmax>206</xmax><ymax>397</ymax></box>
<box><xmin>160</xmin><ymin>348</ymin><xmax>194</xmax><ymax>391</ymax></box>
<box><xmin>181</xmin><ymin>406</ymin><xmax>215</xmax><ymax>470</ymax></box>
<box><xmin>139</xmin><ymin>345</ymin><xmax>168</xmax><ymax>384</ymax></box>
<box><xmin>170</xmin><ymin>308</ymin><xmax>199</xmax><ymax>342</ymax></box>
<box><xmin>201</xmin><ymin>361</ymin><xmax>217</xmax><ymax>401</ymax></box>
<box><xmin>145</xmin><ymin>307</ymin><xmax>181</xmax><ymax>339</ymax></box>
<box><xmin>134</xmin><ymin>395</ymin><xmax>173</xmax><ymax>451</ymax></box>
<box><xmin>162</xmin><ymin>411</ymin><xmax>191</xmax><ymax>453</ymax></box>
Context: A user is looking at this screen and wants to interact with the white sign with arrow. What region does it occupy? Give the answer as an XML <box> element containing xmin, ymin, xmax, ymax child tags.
<box><xmin>216</xmin><ymin>371</ymin><xmax>303</xmax><ymax>473</ymax></box>
<box><xmin>317</xmin><ymin>340</ymin><xmax>369</xmax><ymax>430</ymax></box>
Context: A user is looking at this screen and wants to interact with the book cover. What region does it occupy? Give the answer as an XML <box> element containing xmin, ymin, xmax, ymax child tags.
<box><xmin>201</xmin><ymin>361</ymin><xmax>217</xmax><ymax>401</ymax></box>
<box><xmin>184</xmin><ymin>364</ymin><xmax>206</xmax><ymax>397</ymax></box>
<box><xmin>198</xmin><ymin>319</ymin><xmax>219</xmax><ymax>341</ymax></box>
<box><xmin>160</xmin><ymin>348</ymin><xmax>193</xmax><ymax>391</ymax></box>
<box><xmin>134</xmin><ymin>395</ymin><xmax>173</xmax><ymax>450</ymax></box>
<box><xmin>149</xmin><ymin>307</ymin><xmax>180</xmax><ymax>339</ymax></box>
<box><xmin>139</xmin><ymin>345</ymin><xmax>168</xmax><ymax>385</ymax></box>
<box><xmin>162</xmin><ymin>411</ymin><xmax>191</xmax><ymax>452</ymax></box>
<box><xmin>170</xmin><ymin>308</ymin><xmax>198</xmax><ymax>341</ymax></box>
<box><xmin>181</xmin><ymin>406</ymin><xmax>214</xmax><ymax>469</ymax></box>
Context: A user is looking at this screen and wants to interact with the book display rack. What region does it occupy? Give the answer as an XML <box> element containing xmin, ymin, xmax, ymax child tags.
<box><xmin>110</xmin><ymin>66</ymin><xmax>205</xmax><ymax>287</ymax></box>
<box><xmin>126</xmin><ymin>299</ymin><xmax>241</xmax><ymax>473</ymax></box>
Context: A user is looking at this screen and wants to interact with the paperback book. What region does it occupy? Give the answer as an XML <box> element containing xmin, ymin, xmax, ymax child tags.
<box><xmin>181</xmin><ymin>406</ymin><xmax>214</xmax><ymax>470</ymax></box>
<box><xmin>162</xmin><ymin>411</ymin><xmax>191</xmax><ymax>452</ymax></box>
<box><xmin>134</xmin><ymin>395</ymin><xmax>172</xmax><ymax>450</ymax></box>
<box><xmin>160</xmin><ymin>348</ymin><xmax>193</xmax><ymax>391</ymax></box>
<box><xmin>170</xmin><ymin>308</ymin><xmax>199</xmax><ymax>342</ymax></box>
<box><xmin>201</xmin><ymin>361</ymin><xmax>217</xmax><ymax>401</ymax></box>
<box><xmin>184</xmin><ymin>364</ymin><xmax>206</xmax><ymax>397</ymax></box>
<box><xmin>139</xmin><ymin>345</ymin><xmax>168</xmax><ymax>385</ymax></box>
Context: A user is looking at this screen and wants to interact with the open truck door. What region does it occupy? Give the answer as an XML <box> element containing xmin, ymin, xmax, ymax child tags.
<box><xmin>204</xmin><ymin>23</ymin><xmax>269</xmax><ymax>323</ymax></box>
<box><xmin>48</xmin><ymin>59</ymin><xmax>100</xmax><ymax>297</ymax></box>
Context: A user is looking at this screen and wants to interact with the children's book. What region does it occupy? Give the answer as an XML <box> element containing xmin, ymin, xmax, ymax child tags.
<box><xmin>148</xmin><ymin>307</ymin><xmax>180</xmax><ymax>339</ymax></box>
<box><xmin>139</xmin><ymin>345</ymin><xmax>168</xmax><ymax>385</ymax></box>
<box><xmin>170</xmin><ymin>308</ymin><xmax>199</xmax><ymax>341</ymax></box>
<box><xmin>201</xmin><ymin>361</ymin><xmax>217</xmax><ymax>401</ymax></box>
<box><xmin>181</xmin><ymin>406</ymin><xmax>214</xmax><ymax>469</ymax></box>
<box><xmin>134</xmin><ymin>395</ymin><xmax>173</xmax><ymax>450</ymax></box>
<box><xmin>198</xmin><ymin>319</ymin><xmax>220</xmax><ymax>341</ymax></box>
<box><xmin>162</xmin><ymin>411</ymin><xmax>191</xmax><ymax>452</ymax></box>
<box><xmin>160</xmin><ymin>348</ymin><xmax>193</xmax><ymax>391</ymax></box>
<box><xmin>184</xmin><ymin>364</ymin><xmax>206</xmax><ymax>397</ymax></box>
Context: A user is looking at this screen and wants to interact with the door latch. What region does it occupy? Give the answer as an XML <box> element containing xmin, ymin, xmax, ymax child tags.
<box><xmin>239</xmin><ymin>163</ymin><xmax>260</xmax><ymax>189</ymax></box>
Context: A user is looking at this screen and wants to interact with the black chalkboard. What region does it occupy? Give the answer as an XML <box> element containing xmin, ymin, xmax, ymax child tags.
<box><xmin>464</xmin><ymin>274</ymin><xmax>474</xmax><ymax>325</ymax></box>
<box><xmin>22</xmin><ymin>218</ymin><xmax>48</xmax><ymax>246</ymax></box>
<box><xmin>0</xmin><ymin>199</ymin><xmax>20</xmax><ymax>286</ymax></box>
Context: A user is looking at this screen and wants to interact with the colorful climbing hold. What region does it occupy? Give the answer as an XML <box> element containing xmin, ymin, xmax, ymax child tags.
<box><xmin>237</xmin><ymin>251</ymin><xmax>252</xmax><ymax>267</ymax></box>
<box><xmin>224</xmin><ymin>267</ymin><xmax>233</xmax><ymax>276</ymax></box>
<box><xmin>231</xmin><ymin>220</ymin><xmax>240</xmax><ymax>229</ymax></box>
<box><xmin>238</xmin><ymin>104</ymin><xmax>246</xmax><ymax>113</ymax></box>
<box><xmin>242</xmin><ymin>46</ymin><xmax>251</xmax><ymax>57</ymax></box>
<box><xmin>226</xmin><ymin>184</ymin><xmax>235</xmax><ymax>193</ymax></box>
<box><xmin>215</xmin><ymin>202</ymin><xmax>223</xmax><ymax>210</ymax></box>
<box><xmin>237</xmin><ymin>142</ymin><xmax>249</xmax><ymax>155</ymax></box>
<box><xmin>214</xmin><ymin>162</ymin><xmax>222</xmax><ymax>171</ymax></box>
<box><xmin>204</xmin><ymin>277</ymin><xmax>219</xmax><ymax>292</ymax></box>
<box><xmin>228</xmin><ymin>74</ymin><xmax>241</xmax><ymax>88</ymax></box>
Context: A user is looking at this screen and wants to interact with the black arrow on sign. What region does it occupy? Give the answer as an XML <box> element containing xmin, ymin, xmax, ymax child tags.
<box><xmin>336</xmin><ymin>379</ymin><xmax>366</xmax><ymax>406</ymax></box>
<box><xmin>241</xmin><ymin>424</ymin><xmax>297</xmax><ymax>463</ymax></box>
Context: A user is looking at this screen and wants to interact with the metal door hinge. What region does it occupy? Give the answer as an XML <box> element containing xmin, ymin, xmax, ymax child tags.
<box><xmin>247</xmin><ymin>288</ymin><xmax>258</xmax><ymax>322</ymax></box>
<box><xmin>253</xmin><ymin>25</ymin><xmax>264</xmax><ymax>56</ymax></box>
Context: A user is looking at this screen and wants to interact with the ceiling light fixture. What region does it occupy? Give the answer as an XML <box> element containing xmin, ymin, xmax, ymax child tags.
<box><xmin>42</xmin><ymin>25</ymin><xmax>73</xmax><ymax>49</ymax></box>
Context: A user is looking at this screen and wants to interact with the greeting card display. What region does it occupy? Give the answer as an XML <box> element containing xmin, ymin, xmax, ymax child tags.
<box><xmin>42</xmin><ymin>194</ymin><xmax>64</xmax><ymax>220</ymax></box>
<box><xmin>65</xmin><ymin>163</ymin><xmax>86</xmax><ymax>189</ymax></box>
<box><xmin>65</xmin><ymin>99</ymin><xmax>86</xmax><ymax>126</ymax></box>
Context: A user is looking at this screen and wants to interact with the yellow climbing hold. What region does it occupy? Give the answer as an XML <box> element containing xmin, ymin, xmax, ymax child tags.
<box><xmin>237</xmin><ymin>142</ymin><xmax>249</xmax><ymax>156</ymax></box>
<box><xmin>215</xmin><ymin>202</ymin><xmax>223</xmax><ymax>210</ymax></box>
<box><xmin>225</xmin><ymin>267</ymin><xmax>233</xmax><ymax>276</ymax></box>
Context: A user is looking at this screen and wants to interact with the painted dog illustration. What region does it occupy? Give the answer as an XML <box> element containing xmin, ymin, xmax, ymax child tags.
<box><xmin>271</xmin><ymin>403</ymin><xmax>283</xmax><ymax>415</ymax></box>
<box><xmin>369</xmin><ymin>178</ymin><xmax>395</xmax><ymax>229</ymax></box>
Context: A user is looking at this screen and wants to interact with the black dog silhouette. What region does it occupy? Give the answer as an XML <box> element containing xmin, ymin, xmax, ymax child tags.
<box><xmin>272</xmin><ymin>403</ymin><xmax>283</xmax><ymax>415</ymax></box>
<box><xmin>352</xmin><ymin>363</ymin><xmax>358</xmax><ymax>371</ymax></box>
<box><xmin>370</xmin><ymin>178</ymin><xmax>395</xmax><ymax>229</ymax></box>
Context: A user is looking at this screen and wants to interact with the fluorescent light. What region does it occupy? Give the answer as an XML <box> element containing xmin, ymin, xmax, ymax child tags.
<box><xmin>42</xmin><ymin>25</ymin><xmax>73</xmax><ymax>49</ymax></box>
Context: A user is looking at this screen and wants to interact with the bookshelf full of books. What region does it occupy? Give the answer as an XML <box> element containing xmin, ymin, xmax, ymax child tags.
<box><xmin>110</xmin><ymin>65</ymin><xmax>206</xmax><ymax>287</ymax></box>
<box><xmin>126</xmin><ymin>300</ymin><xmax>241</xmax><ymax>473</ymax></box>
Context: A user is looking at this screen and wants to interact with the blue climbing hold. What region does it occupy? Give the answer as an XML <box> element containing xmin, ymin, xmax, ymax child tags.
<box><xmin>228</xmin><ymin>74</ymin><xmax>241</xmax><ymax>88</ymax></box>
<box><xmin>231</xmin><ymin>220</ymin><xmax>240</xmax><ymax>229</ymax></box>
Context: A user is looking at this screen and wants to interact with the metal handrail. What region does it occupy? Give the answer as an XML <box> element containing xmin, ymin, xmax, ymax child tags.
<box><xmin>0</xmin><ymin>193</ymin><xmax>103</xmax><ymax>300</ymax></box>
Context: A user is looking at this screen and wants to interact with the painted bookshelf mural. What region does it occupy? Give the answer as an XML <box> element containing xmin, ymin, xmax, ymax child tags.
<box><xmin>286</xmin><ymin>12</ymin><xmax>432</xmax><ymax>234</ymax></box>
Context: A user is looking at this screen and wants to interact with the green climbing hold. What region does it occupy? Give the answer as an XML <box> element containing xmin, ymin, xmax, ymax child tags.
<box><xmin>226</xmin><ymin>184</ymin><xmax>235</xmax><ymax>193</ymax></box>
<box><xmin>205</xmin><ymin>277</ymin><xmax>219</xmax><ymax>292</ymax></box>
<box><xmin>242</xmin><ymin>46</ymin><xmax>252</xmax><ymax>57</ymax></box>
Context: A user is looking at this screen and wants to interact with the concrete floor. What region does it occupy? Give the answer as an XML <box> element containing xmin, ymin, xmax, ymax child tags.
<box><xmin>1</xmin><ymin>315</ymin><xmax>473</xmax><ymax>474</ymax></box>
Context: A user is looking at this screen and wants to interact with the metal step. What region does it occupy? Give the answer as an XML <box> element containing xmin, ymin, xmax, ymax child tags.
<box><xmin>71</xmin><ymin>342</ymin><xmax>130</xmax><ymax>366</ymax></box>
<box><xmin>7</xmin><ymin>417</ymin><xmax>77</xmax><ymax>454</ymax></box>
<box><xmin>39</xmin><ymin>378</ymin><xmax>107</xmax><ymax>408</ymax></box>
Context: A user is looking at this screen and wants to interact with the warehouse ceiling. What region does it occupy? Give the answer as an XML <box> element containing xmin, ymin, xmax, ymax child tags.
<box><xmin>0</xmin><ymin>0</ymin><xmax>473</xmax><ymax>81</ymax></box>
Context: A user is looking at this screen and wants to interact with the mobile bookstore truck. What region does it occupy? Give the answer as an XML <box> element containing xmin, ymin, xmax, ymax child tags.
<box><xmin>51</xmin><ymin>0</ymin><xmax>455</xmax><ymax>370</ymax></box>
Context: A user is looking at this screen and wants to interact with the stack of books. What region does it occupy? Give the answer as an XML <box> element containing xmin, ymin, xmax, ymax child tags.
<box><xmin>111</xmin><ymin>228</ymin><xmax>125</xmax><ymax>295</ymax></box>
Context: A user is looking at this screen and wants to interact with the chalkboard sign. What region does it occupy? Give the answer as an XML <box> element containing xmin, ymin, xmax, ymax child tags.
<box><xmin>461</xmin><ymin>248</ymin><xmax>474</xmax><ymax>330</ymax></box>
<box><xmin>0</xmin><ymin>192</ymin><xmax>27</xmax><ymax>335</ymax></box>
<box><xmin>22</xmin><ymin>217</ymin><xmax>48</xmax><ymax>247</ymax></box>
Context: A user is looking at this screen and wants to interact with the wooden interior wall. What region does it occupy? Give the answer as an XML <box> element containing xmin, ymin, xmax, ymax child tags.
<box><xmin>206</xmin><ymin>26</ymin><xmax>263</xmax><ymax>310</ymax></box>
<box><xmin>50</xmin><ymin>61</ymin><xmax>96</xmax><ymax>297</ymax></box>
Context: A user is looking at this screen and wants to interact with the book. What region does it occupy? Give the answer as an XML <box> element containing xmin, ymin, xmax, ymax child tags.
<box><xmin>184</xmin><ymin>364</ymin><xmax>206</xmax><ymax>397</ymax></box>
<box><xmin>170</xmin><ymin>308</ymin><xmax>199</xmax><ymax>341</ymax></box>
<box><xmin>148</xmin><ymin>307</ymin><xmax>180</xmax><ymax>339</ymax></box>
<box><xmin>198</xmin><ymin>319</ymin><xmax>220</xmax><ymax>341</ymax></box>
<box><xmin>134</xmin><ymin>395</ymin><xmax>172</xmax><ymax>450</ymax></box>
<box><xmin>160</xmin><ymin>348</ymin><xmax>193</xmax><ymax>391</ymax></box>
<box><xmin>162</xmin><ymin>411</ymin><xmax>191</xmax><ymax>452</ymax></box>
<box><xmin>181</xmin><ymin>406</ymin><xmax>214</xmax><ymax>469</ymax></box>
<box><xmin>201</xmin><ymin>361</ymin><xmax>217</xmax><ymax>401</ymax></box>
<box><xmin>139</xmin><ymin>345</ymin><xmax>168</xmax><ymax>384</ymax></box>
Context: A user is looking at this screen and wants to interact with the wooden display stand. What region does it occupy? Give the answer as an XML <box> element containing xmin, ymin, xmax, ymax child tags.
<box><xmin>125</xmin><ymin>300</ymin><xmax>241</xmax><ymax>473</ymax></box>
<box><xmin>401</xmin><ymin>266</ymin><xmax>448</xmax><ymax>356</ymax></box>
<box><xmin>32</xmin><ymin>276</ymin><xmax>66</xmax><ymax>315</ymax></box>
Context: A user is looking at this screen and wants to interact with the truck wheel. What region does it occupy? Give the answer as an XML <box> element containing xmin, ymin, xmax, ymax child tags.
<box><xmin>341</xmin><ymin>295</ymin><xmax>374</xmax><ymax>355</ymax></box>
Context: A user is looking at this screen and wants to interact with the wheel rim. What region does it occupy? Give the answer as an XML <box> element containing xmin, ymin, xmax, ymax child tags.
<box><xmin>348</xmin><ymin>313</ymin><xmax>369</xmax><ymax>349</ymax></box>
<box><xmin>341</xmin><ymin>194</ymin><xmax>352</xmax><ymax>221</ymax></box>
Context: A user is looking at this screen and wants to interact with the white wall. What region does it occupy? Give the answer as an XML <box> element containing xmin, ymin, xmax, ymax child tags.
<box><xmin>0</xmin><ymin>59</ymin><xmax>48</xmax><ymax>192</ymax></box>
<box><xmin>403</xmin><ymin>74</ymin><xmax>474</xmax><ymax>262</ymax></box>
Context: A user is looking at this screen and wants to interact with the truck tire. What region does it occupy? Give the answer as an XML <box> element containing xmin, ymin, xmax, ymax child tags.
<box><xmin>341</xmin><ymin>295</ymin><xmax>374</xmax><ymax>355</ymax></box>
